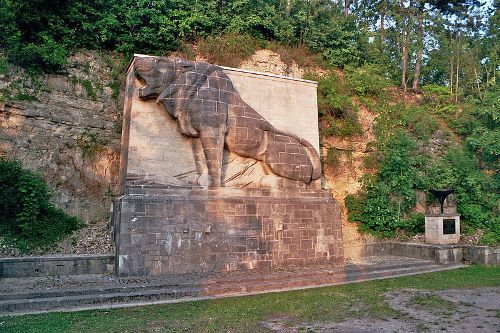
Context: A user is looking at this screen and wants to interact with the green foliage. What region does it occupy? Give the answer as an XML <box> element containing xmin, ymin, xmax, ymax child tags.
<box><xmin>81</xmin><ymin>79</ymin><xmax>96</xmax><ymax>100</ymax></box>
<box><xmin>325</xmin><ymin>147</ymin><xmax>341</xmax><ymax>167</ymax></box>
<box><xmin>0</xmin><ymin>159</ymin><xmax>79</xmax><ymax>252</ymax></box>
<box><xmin>13</xmin><ymin>93</ymin><xmax>39</xmax><ymax>101</ymax></box>
<box><xmin>317</xmin><ymin>72</ymin><xmax>362</xmax><ymax>138</ymax></box>
<box><xmin>375</xmin><ymin>103</ymin><xmax>442</xmax><ymax>142</ymax></box>
<box><xmin>76</xmin><ymin>131</ymin><xmax>108</xmax><ymax>158</ymax></box>
<box><xmin>0</xmin><ymin>0</ymin><xmax>371</xmax><ymax>73</ymax></box>
<box><xmin>348</xmin><ymin>95</ymin><xmax>499</xmax><ymax>240</ymax></box>
<box><xmin>345</xmin><ymin>64</ymin><xmax>389</xmax><ymax>97</ymax></box>
<box><xmin>308</xmin><ymin>15</ymin><xmax>368</xmax><ymax>68</ymax></box>
<box><xmin>197</xmin><ymin>34</ymin><xmax>264</xmax><ymax>67</ymax></box>
<box><xmin>480</xmin><ymin>220</ymin><xmax>500</xmax><ymax>246</ymax></box>
<box><xmin>426</xmin><ymin>148</ymin><xmax>498</xmax><ymax>232</ymax></box>
<box><xmin>423</xmin><ymin>84</ymin><xmax>452</xmax><ymax>101</ymax></box>
<box><xmin>0</xmin><ymin>56</ymin><xmax>7</xmax><ymax>74</ymax></box>
<box><xmin>462</xmin><ymin>88</ymin><xmax>500</xmax><ymax>169</ymax></box>
<box><xmin>345</xmin><ymin>131</ymin><xmax>426</xmax><ymax>236</ymax></box>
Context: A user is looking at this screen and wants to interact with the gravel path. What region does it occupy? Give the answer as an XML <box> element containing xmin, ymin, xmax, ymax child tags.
<box><xmin>261</xmin><ymin>287</ymin><xmax>500</xmax><ymax>333</ymax></box>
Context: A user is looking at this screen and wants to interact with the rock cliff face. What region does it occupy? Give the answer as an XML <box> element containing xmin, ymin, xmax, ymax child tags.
<box><xmin>0</xmin><ymin>52</ymin><xmax>122</xmax><ymax>222</ymax></box>
<box><xmin>0</xmin><ymin>49</ymin><xmax>369</xmax><ymax>255</ymax></box>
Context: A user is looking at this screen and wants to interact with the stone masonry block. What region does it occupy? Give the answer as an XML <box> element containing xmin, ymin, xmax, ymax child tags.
<box><xmin>115</xmin><ymin>187</ymin><xmax>342</xmax><ymax>276</ymax></box>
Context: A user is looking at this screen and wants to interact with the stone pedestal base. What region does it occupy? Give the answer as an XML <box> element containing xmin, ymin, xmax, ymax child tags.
<box><xmin>425</xmin><ymin>214</ymin><xmax>460</xmax><ymax>245</ymax></box>
<box><xmin>112</xmin><ymin>186</ymin><xmax>343</xmax><ymax>276</ymax></box>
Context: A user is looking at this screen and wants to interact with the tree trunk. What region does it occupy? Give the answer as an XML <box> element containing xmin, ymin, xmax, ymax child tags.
<box><xmin>412</xmin><ymin>10</ymin><xmax>423</xmax><ymax>92</ymax></box>
<box><xmin>474</xmin><ymin>68</ymin><xmax>482</xmax><ymax>100</ymax></box>
<box><xmin>286</xmin><ymin>0</ymin><xmax>291</xmax><ymax>15</ymax></box>
<box><xmin>455</xmin><ymin>50</ymin><xmax>460</xmax><ymax>102</ymax></box>
<box><xmin>450</xmin><ymin>36</ymin><xmax>454</xmax><ymax>95</ymax></box>
<box><xmin>455</xmin><ymin>32</ymin><xmax>460</xmax><ymax>102</ymax></box>
<box><xmin>400</xmin><ymin>0</ymin><xmax>412</xmax><ymax>100</ymax></box>
<box><xmin>344</xmin><ymin>0</ymin><xmax>350</xmax><ymax>16</ymax></box>
<box><xmin>450</xmin><ymin>56</ymin><xmax>454</xmax><ymax>95</ymax></box>
<box><xmin>380</xmin><ymin>11</ymin><xmax>385</xmax><ymax>45</ymax></box>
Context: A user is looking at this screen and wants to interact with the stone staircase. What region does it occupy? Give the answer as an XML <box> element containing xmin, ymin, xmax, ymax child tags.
<box><xmin>0</xmin><ymin>256</ymin><xmax>465</xmax><ymax>316</ymax></box>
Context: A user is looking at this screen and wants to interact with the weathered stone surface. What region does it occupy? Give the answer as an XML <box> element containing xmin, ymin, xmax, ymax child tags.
<box><xmin>0</xmin><ymin>52</ymin><xmax>122</xmax><ymax>221</ymax></box>
<box><xmin>114</xmin><ymin>186</ymin><xmax>343</xmax><ymax>276</ymax></box>
<box><xmin>115</xmin><ymin>56</ymin><xmax>342</xmax><ymax>277</ymax></box>
<box><xmin>425</xmin><ymin>215</ymin><xmax>461</xmax><ymax>245</ymax></box>
<box><xmin>121</xmin><ymin>55</ymin><xmax>321</xmax><ymax>189</ymax></box>
<box><xmin>0</xmin><ymin>254</ymin><xmax>115</xmax><ymax>278</ymax></box>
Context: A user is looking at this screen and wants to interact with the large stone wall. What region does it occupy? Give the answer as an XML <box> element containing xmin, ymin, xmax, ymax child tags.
<box><xmin>114</xmin><ymin>186</ymin><xmax>342</xmax><ymax>276</ymax></box>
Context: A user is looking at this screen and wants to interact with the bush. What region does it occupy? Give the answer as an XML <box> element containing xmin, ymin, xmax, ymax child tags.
<box><xmin>0</xmin><ymin>159</ymin><xmax>79</xmax><ymax>252</ymax></box>
<box><xmin>480</xmin><ymin>219</ymin><xmax>500</xmax><ymax>246</ymax></box>
<box><xmin>7</xmin><ymin>36</ymin><xmax>68</xmax><ymax>73</ymax></box>
<box><xmin>197</xmin><ymin>33</ymin><xmax>264</xmax><ymax>68</ymax></box>
<box><xmin>345</xmin><ymin>64</ymin><xmax>389</xmax><ymax>97</ymax></box>
<box><xmin>317</xmin><ymin>72</ymin><xmax>363</xmax><ymax>137</ymax></box>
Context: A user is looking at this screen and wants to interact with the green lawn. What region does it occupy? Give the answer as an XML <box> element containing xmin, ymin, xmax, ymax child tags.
<box><xmin>1</xmin><ymin>266</ymin><xmax>499</xmax><ymax>333</ymax></box>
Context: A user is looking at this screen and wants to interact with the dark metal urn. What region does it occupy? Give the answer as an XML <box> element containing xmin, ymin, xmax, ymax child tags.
<box><xmin>430</xmin><ymin>189</ymin><xmax>454</xmax><ymax>214</ymax></box>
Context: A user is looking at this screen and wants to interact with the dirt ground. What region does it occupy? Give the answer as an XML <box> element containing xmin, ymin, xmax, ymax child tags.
<box><xmin>260</xmin><ymin>287</ymin><xmax>500</xmax><ymax>333</ymax></box>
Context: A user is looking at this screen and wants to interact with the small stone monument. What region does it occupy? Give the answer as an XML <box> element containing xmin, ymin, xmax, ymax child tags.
<box><xmin>425</xmin><ymin>189</ymin><xmax>460</xmax><ymax>244</ymax></box>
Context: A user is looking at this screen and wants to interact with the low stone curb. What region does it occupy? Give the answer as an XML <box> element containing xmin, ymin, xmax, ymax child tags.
<box><xmin>345</xmin><ymin>242</ymin><xmax>500</xmax><ymax>265</ymax></box>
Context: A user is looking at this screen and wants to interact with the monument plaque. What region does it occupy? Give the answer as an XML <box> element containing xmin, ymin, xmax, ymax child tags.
<box><xmin>112</xmin><ymin>55</ymin><xmax>343</xmax><ymax>276</ymax></box>
<box><xmin>442</xmin><ymin>219</ymin><xmax>456</xmax><ymax>235</ymax></box>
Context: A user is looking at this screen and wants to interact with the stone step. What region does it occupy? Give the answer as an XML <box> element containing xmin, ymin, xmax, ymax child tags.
<box><xmin>0</xmin><ymin>258</ymin><xmax>465</xmax><ymax>316</ymax></box>
<box><xmin>0</xmin><ymin>258</ymin><xmax>434</xmax><ymax>302</ymax></box>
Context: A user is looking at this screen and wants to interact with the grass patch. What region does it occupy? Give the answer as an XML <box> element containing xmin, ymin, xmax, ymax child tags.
<box><xmin>409</xmin><ymin>293</ymin><xmax>456</xmax><ymax>311</ymax></box>
<box><xmin>1</xmin><ymin>266</ymin><xmax>499</xmax><ymax>332</ymax></box>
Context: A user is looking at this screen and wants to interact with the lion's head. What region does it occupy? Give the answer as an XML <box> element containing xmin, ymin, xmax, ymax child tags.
<box><xmin>134</xmin><ymin>57</ymin><xmax>195</xmax><ymax>100</ymax></box>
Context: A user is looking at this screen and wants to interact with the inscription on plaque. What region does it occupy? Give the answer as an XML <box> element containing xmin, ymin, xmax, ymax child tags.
<box><xmin>443</xmin><ymin>219</ymin><xmax>456</xmax><ymax>235</ymax></box>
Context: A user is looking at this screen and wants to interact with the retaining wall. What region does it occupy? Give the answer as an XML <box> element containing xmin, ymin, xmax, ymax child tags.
<box><xmin>345</xmin><ymin>242</ymin><xmax>500</xmax><ymax>265</ymax></box>
<box><xmin>0</xmin><ymin>254</ymin><xmax>115</xmax><ymax>278</ymax></box>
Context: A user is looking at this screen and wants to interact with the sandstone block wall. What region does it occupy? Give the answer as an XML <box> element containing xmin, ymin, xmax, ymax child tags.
<box><xmin>114</xmin><ymin>187</ymin><xmax>343</xmax><ymax>276</ymax></box>
<box><xmin>223</xmin><ymin>67</ymin><xmax>319</xmax><ymax>152</ymax></box>
<box><xmin>120</xmin><ymin>56</ymin><xmax>319</xmax><ymax>188</ymax></box>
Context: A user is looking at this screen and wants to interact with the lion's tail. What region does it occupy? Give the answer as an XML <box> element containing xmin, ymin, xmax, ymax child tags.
<box><xmin>268</xmin><ymin>126</ymin><xmax>321</xmax><ymax>181</ymax></box>
<box><xmin>296</xmin><ymin>137</ymin><xmax>322</xmax><ymax>180</ymax></box>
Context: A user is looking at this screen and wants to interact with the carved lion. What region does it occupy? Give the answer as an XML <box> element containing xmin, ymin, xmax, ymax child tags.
<box><xmin>134</xmin><ymin>57</ymin><xmax>321</xmax><ymax>188</ymax></box>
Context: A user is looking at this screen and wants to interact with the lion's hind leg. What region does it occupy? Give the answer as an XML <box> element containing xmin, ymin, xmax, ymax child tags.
<box><xmin>263</xmin><ymin>133</ymin><xmax>314</xmax><ymax>183</ymax></box>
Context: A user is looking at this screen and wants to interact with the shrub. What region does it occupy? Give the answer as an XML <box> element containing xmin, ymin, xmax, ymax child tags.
<box><xmin>0</xmin><ymin>57</ymin><xmax>7</xmax><ymax>74</ymax></box>
<box><xmin>480</xmin><ymin>218</ymin><xmax>500</xmax><ymax>246</ymax></box>
<box><xmin>8</xmin><ymin>36</ymin><xmax>68</xmax><ymax>73</ymax></box>
<box><xmin>346</xmin><ymin>177</ymin><xmax>399</xmax><ymax>237</ymax></box>
<box><xmin>423</xmin><ymin>84</ymin><xmax>452</xmax><ymax>101</ymax></box>
<box><xmin>0</xmin><ymin>159</ymin><xmax>79</xmax><ymax>252</ymax></box>
<box><xmin>76</xmin><ymin>131</ymin><xmax>108</xmax><ymax>158</ymax></box>
<box><xmin>197</xmin><ymin>33</ymin><xmax>264</xmax><ymax>68</ymax></box>
<box><xmin>346</xmin><ymin>132</ymin><xmax>428</xmax><ymax>236</ymax></box>
<box><xmin>345</xmin><ymin>64</ymin><xmax>389</xmax><ymax>97</ymax></box>
<box><xmin>317</xmin><ymin>72</ymin><xmax>363</xmax><ymax>137</ymax></box>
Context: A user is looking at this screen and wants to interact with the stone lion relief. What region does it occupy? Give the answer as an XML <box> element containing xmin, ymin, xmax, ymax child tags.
<box><xmin>134</xmin><ymin>57</ymin><xmax>321</xmax><ymax>188</ymax></box>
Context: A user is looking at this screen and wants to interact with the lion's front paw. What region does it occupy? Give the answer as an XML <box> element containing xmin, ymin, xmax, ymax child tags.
<box><xmin>197</xmin><ymin>174</ymin><xmax>222</xmax><ymax>188</ymax></box>
<box><xmin>197</xmin><ymin>174</ymin><xmax>211</xmax><ymax>187</ymax></box>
